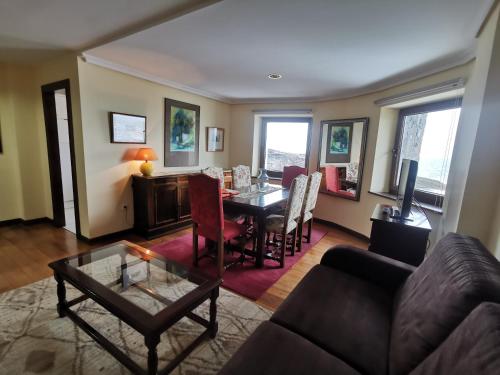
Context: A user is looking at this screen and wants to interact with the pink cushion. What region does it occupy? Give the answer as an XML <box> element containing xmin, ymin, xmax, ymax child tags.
<box><xmin>325</xmin><ymin>166</ymin><xmax>339</xmax><ymax>192</ymax></box>
<box><xmin>222</xmin><ymin>220</ymin><xmax>246</xmax><ymax>241</ymax></box>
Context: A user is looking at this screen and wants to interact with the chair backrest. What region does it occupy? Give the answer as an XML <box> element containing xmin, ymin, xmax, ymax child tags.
<box><xmin>409</xmin><ymin>302</ymin><xmax>500</xmax><ymax>375</ymax></box>
<box><xmin>188</xmin><ymin>174</ymin><xmax>223</xmax><ymax>242</ymax></box>
<box><xmin>202</xmin><ymin>166</ymin><xmax>225</xmax><ymax>189</ymax></box>
<box><xmin>232</xmin><ymin>165</ymin><xmax>251</xmax><ymax>189</ymax></box>
<box><xmin>282</xmin><ymin>166</ymin><xmax>308</xmax><ymax>189</ymax></box>
<box><xmin>302</xmin><ymin>171</ymin><xmax>322</xmax><ymax>215</ymax></box>
<box><xmin>325</xmin><ymin>166</ymin><xmax>340</xmax><ymax>192</ymax></box>
<box><xmin>283</xmin><ymin>174</ymin><xmax>308</xmax><ymax>233</ymax></box>
<box><xmin>390</xmin><ymin>233</ymin><xmax>500</xmax><ymax>375</ymax></box>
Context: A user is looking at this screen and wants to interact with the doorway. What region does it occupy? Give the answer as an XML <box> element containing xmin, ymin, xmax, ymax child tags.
<box><xmin>41</xmin><ymin>80</ymin><xmax>81</xmax><ymax>236</ymax></box>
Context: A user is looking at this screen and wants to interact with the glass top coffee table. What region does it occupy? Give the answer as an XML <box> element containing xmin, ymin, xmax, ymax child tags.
<box><xmin>48</xmin><ymin>241</ymin><xmax>221</xmax><ymax>375</ymax></box>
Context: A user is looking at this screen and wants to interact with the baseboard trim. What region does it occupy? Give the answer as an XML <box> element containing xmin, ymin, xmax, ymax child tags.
<box><xmin>0</xmin><ymin>218</ymin><xmax>23</xmax><ymax>227</ymax></box>
<box><xmin>313</xmin><ymin>218</ymin><xmax>370</xmax><ymax>242</ymax></box>
<box><xmin>80</xmin><ymin>228</ymin><xmax>134</xmax><ymax>244</ymax></box>
<box><xmin>0</xmin><ymin>217</ymin><xmax>53</xmax><ymax>227</ymax></box>
<box><xmin>23</xmin><ymin>217</ymin><xmax>53</xmax><ymax>225</ymax></box>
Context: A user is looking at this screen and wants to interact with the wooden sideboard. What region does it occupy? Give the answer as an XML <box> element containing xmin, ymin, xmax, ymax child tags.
<box><xmin>132</xmin><ymin>170</ymin><xmax>233</xmax><ymax>239</ymax></box>
<box><xmin>132</xmin><ymin>173</ymin><xmax>195</xmax><ymax>239</ymax></box>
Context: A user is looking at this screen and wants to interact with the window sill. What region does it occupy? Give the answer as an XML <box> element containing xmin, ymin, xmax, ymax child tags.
<box><xmin>368</xmin><ymin>191</ymin><xmax>443</xmax><ymax>215</ymax></box>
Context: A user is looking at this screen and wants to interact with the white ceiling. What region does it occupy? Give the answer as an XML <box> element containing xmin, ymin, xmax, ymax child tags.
<box><xmin>1</xmin><ymin>0</ymin><xmax>494</xmax><ymax>102</ymax></box>
<box><xmin>0</xmin><ymin>0</ymin><xmax>218</xmax><ymax>62</ymax></box>
<box><xmin>84</xmin><ymin>0</ymin><xmax>493</xmax><ymax>103</ymax></box>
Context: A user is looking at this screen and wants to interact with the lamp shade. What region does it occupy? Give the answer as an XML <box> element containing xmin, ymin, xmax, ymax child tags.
<box><xmin>135</xmin><ymin>148</ymin><xmax>158</xmax><ymax>161</ymax></box>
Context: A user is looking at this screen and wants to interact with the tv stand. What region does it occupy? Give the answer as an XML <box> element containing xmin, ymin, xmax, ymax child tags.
<box><xmin>369</xmin><ymin>203</ymin><xmax>431</xmax><ymax>266</ymax></box>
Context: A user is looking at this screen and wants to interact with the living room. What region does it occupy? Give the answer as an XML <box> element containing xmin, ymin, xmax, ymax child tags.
<box><xmin>1</xmin><ymin>0</ymin><xmax>500</xmax><ymax>374</ymax></box>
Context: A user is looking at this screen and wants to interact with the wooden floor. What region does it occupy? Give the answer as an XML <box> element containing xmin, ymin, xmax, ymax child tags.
<box><xmin>0</xmin><ymin>221</ymin><xmax>368</xmax><ymax>311</ymax></box>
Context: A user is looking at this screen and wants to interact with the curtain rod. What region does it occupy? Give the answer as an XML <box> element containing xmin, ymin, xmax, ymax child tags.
<box><xmin>374</xmin><ymin>78</ymin><xmax>466</xmax><ymax>107</ymax></box>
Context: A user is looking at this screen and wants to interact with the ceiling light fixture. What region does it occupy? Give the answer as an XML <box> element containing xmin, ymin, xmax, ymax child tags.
<box><xmin>267</xmin><ymin>73</ymin><xmax>282</xmax><ymax>80</ymax></box>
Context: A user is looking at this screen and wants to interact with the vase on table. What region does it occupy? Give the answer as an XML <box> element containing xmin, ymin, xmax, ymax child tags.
<box><xmin>256</xmin><ymin>168</ymin><xmax>269</xmax><ymax>190</ymax></box>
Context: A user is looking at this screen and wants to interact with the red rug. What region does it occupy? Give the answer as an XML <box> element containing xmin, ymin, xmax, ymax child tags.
<box><xmin>150</xmin><ymin>228</ymin><xmax>327</xmax><ymax>300</ymax></box>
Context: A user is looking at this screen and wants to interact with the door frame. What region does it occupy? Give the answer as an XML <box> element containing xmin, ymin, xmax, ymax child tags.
<box><xmin>41</xmin><ymin>79</ymin><xmax>81</xmax><ymax>237</ymax></box>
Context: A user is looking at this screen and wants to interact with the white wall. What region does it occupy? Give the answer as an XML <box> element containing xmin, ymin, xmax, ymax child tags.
<box><xmin>77</xmin><ymin>60</ymin><xmax>232</xmax><ymax>238</ymax></box>
<box><xmin>440</xmin><ymin>6</ymin><xmax>500</xmax><ymax>240</ymax></box>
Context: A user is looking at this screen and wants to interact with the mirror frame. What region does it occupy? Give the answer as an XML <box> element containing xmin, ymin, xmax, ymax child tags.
<box><xmin>317</xmin><ymin>117</ymin><xmax>369</xmax><ymax>201</ymax></box>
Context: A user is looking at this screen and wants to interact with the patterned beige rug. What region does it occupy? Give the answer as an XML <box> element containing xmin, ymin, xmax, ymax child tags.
<box><xmin>0</xmin><ymin>276</ymin><xmax>271</xmax><ymax>374</ymax></box>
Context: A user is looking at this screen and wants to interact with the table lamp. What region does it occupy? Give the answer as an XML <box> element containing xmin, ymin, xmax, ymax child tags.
<box><xmin>135</xmin><ymin>148</ymin><xmax>158</xmax><ymax>176</ymax></box>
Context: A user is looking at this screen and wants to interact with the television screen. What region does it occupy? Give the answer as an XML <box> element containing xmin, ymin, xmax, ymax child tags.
<box><xmin>397</xmin><ymin>159</ymin><xmax>418</xmax><ymax>218</ymax></box>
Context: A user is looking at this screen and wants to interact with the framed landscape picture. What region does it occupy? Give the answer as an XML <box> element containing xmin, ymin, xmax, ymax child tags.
<box><xmin>164</xmin><ymin>98</ymin><xmax>200</xmax><ymax>167</ymax></box>
<box><xmin>109</xmin><ymin>112</ymin><xmax>146</xmax><ymax>144</ymax></box>
<box><xmin>206</xmin><ymin>127</ymin><xmax>224</xmax><ymax>152</ymax></box>
<box><xmin>326</xmin><ymin>122</ymin><xmax>353</xmax><ymax>163</ymax></box>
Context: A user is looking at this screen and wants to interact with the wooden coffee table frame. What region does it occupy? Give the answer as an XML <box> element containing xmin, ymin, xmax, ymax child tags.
<box><xmin>49</xmin><ymin>242</ymin><xmax>221</xmax><ymax>375</ymax></box>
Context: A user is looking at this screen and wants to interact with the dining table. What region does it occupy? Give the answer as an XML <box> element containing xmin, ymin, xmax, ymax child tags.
<box><xmin>223</xmin><ymin>183</ymin><xmax>289</xmax><ymax>268</ymax></box>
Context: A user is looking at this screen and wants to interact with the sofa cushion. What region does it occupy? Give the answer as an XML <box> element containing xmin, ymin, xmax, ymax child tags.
<box><xmin>390</xmin><ymin>233</ymin><xmax>500</xmax><ymax>375</ymax></box>
<box><xmin>410</xmin><ymin>303</ymin><xmax>500</xmax><ymax>375</ymax></box>
<box><xmin>219</xmin><ymin>321</ymin><xmax>360</xmax><ymax>375</ymax></box>
<box><xmin>271</xmin><ymin>264</ymin><xmax>392</xmax><ymax>375</ymax></box>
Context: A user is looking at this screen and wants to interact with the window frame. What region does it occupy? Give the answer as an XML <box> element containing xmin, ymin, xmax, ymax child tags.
<box><xmin>389</xmin><ymin>98</ymin><xmax>462</xmax><ymax>207</ymax></box>
<box><xmin>259</xmin><ymin>116</ymin><xmax>313</xmax><ymax>178</ymax></box>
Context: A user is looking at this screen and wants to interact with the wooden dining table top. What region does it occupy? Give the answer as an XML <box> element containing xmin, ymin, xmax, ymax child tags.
<box><xmin>223</xmin><ymin>183</ymin><xmax>288</xmax><ymax>210</ymax></box>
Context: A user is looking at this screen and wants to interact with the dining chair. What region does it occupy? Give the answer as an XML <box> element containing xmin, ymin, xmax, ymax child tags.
<box><xmin>202</xmin><ymin>166</ymin><xmax>225</xmax><ymax>189</ymax></box>
<box><xmin>282</xmin><ymin>165</ymin><xmax>308</xmax><ymax>189</ymax></box>
<box><xmin>188</xmin><ymin>174</ymin><xmax>246</xmax><ymax>278</ymax></box>
<box><xmin>203</xmin><ymin>166</ymin><xmax>245</xmax><ymax>222</ymax></box>
<box><xmin>297</xmin><ymin>171</ymin><xmax>322</xmax><ymax>251</ymax></box>
<box><xmin>265</xmin><ymin>174</ymin><xmax>308</xmax><ymax>267</ymax></box>
<box><xmin>232</xmin><ymin>165</ymin><xmax>251</xmax><ymax>189</ymax></box>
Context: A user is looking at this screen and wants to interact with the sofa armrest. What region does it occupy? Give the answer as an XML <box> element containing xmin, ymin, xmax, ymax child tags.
<box><xmin>321</xmin><ymin>245</ymin><xmax>416</xmax><ymax>292</ymax></box>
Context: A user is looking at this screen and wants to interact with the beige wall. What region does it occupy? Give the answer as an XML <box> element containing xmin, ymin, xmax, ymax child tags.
<box><xmin>0</xmin><ymin>64</ymin><xmax>24</xmax><ymax>221</ymax></box>
<box><xmin>77</xmin><ymin>60</ymin><xmax>231</xmax><ymax>238</ymax></box>
<box><xmin>456</xmin><ymin>6</ymin><xmax>500</xmax><ymax>247</ymax></box>
<box><xmin>230</xmin><ymin>63</ymin><xmax>473</xmax><ymax>242</ymax></box>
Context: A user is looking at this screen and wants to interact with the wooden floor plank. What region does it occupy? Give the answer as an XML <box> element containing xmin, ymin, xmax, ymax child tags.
<box><xmin>0</xmin><ymin>221</ymin><xmax>368</xmax><ymax>310</ymax></box>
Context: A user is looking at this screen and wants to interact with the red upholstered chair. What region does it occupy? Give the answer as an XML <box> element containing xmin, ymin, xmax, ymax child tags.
<box><xmin>282</xmin><ymin>166</ymin><xmax>308</xmax><ymax>189</ymax></box>
<box><xmin>188</xmin><ymin>174</ymin><xmax>246</xmax><ymax>278</ymax></box>
<box><xmin>325</xmin><ymin>166</ymin><xmax>340</xmax><ymax>192</ymax></box>
<box><xmin>325</xmin><ymin>166</ymin><xmax>355</xmax><ymax>197</ymax></box>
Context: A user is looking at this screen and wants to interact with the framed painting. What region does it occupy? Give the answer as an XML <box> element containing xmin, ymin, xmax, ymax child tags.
<box><xmin>206</xmin><ymin>127</ymin><xmax>224</xmax><ymax>152</ymax></box>
<box><xmin>326</xmin><ymin>122</ymin><xmax>353</xmax><ymax>163</ymax></box>
<box><xmin>109</xmin><ymin>112</ymin><xmax>146</xmax><ymax>144</ymax></box>
<box><xmin>164</xmin><ymin>98</ymin><xmax>200</xmax><ymax>167</ymax></box>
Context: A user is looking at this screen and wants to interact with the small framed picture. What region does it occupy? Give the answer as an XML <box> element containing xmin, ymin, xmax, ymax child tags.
<box><xmin>109</xmin><ymin>112</ymin><xmax>146</xmax><ymax>144</ymax></box>
<box><xmin>206</xmin><ymin>127</ymin><xmax>224</xmax><ymax>152</ymax></box>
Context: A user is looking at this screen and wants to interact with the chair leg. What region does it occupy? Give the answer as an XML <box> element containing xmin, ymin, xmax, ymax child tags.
<box><xmin>217</xmin><ymin>232</ymin><xmax>224</xmax><ymax>278</ymax></box>
<box><xmin>307</xmin><ymin>219</ymin><xmax>313</xmax><ymax>243</ymax></box>
<box><xmin>279</xmin><ymin>230</ymin><xmax>286</xmax><ymax>268</ymax></box>
<box><xmin>290</xmin><ymin>229</ymin><xmax>297</xmax><ymax>256</ymax></box>
<box><xmin>193</xmin><ymin>223</ymin><xmax>199</xmax><ymax>267</ymax></box>
<box><xmin>297</xmin><ymin>219</ymin><xmax>304</xmax><ymax>252</ymax></box>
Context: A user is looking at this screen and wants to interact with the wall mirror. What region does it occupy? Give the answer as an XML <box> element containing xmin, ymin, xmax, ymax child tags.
<box><xmin>318</xmin><ymin>117</ymin><xmax>369</xmax><ymax>201</ymax></box>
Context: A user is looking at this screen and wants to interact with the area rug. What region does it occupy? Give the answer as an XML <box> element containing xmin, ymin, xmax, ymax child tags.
<box><xmin>151</xmin><ymin>228</ymin><xmax>327</xmax><ymax>300</ymax></box>
<box><xmin>0</xmin><ymin>277</ymin><xmax>271</xmax><ymax>374</ymax></box>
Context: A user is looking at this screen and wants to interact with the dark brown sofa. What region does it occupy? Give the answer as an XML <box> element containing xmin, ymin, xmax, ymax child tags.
<box><xmin>219</xmin><ymin>233</ymin><xmax>500</xmax><ymax>374</ymax></box>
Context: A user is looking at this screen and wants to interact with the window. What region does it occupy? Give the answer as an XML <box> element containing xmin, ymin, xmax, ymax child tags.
<box><xmin>390</xmin><ymin>98</ymin><xmax>462</xmax><ymax>207</ymax></box>
<box><xmin>260</xmin><ymin>117</ymin><xmax>312</xmax><ymax>178</ymax></box>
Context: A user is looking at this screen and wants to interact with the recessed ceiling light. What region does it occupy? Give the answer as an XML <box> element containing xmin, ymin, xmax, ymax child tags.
<box><xmin>267</xmin><ymin>73</ymin><xmax>282</xmax><ymax>80</ymax></box>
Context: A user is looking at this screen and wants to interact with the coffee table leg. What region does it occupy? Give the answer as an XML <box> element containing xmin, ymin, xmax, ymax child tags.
<box><xmin>145</xmin><ymin>336</ymin><xmax>160</xmax><ymax>375</ymax></box>
<box><xmin>209</xmin><ymin>288</ymin><xmax>219</xmax><ymax>338</ymax></box>
<box><xmin>54</xmin><ymin>272</ymin><xmax>67</xmax><ymax>318</ymax></box>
